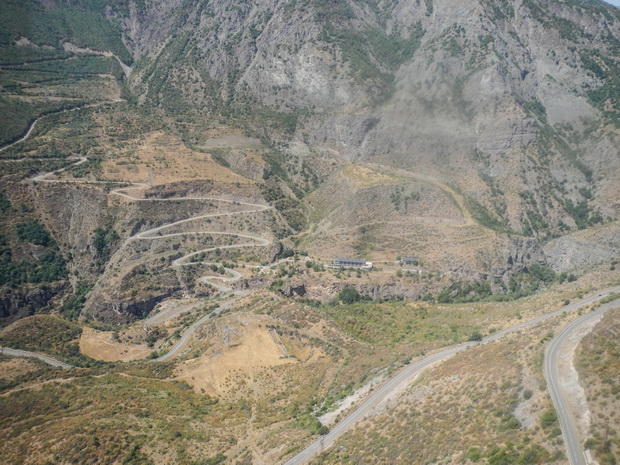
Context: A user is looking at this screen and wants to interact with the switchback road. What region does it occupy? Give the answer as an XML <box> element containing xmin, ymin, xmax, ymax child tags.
<box><xmin>31</xmin><ymin>157</ymin><xmax>273</xmax><ymax>362</ymax></box>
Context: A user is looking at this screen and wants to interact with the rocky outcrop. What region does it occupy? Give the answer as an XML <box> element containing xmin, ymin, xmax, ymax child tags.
<box><xmin>122</xmin><ymin>0</ymin><xmax>619</xmax><ymax>238</ymax></box>
<box><xmin>0</xmin><ymin>283</ymin><xmax>66</xmax><ymax>322</ymax></box>
<box><xmin>30</xmin><ymin>183</ymin><xmax>110</xmax><ymax>282</ymax></box>
<box><xmin>501</xmin><ymin>237</ymin><xmax>547</xmax><ymax>274</ymax></box>
<box><xmin>281</xmin><ymin>283</ymin><xmax>306</xmax><ymax>298</ymax></box>
<box><xmin>236</xmin><ymin>277</ymin><xmax>273</xmax><ymax>290</ymax></box>
<box><xmin>84</xmin><ymin>290</ymin><xmax>181</xmax><ymax>324</ymax></box>
<box><xmin>543</xmin><ymin>225</ymin><xmax>620</xmax><ymax>273</ymax></box>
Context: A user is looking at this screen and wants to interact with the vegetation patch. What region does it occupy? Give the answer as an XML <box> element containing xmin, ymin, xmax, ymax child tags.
<box><xmin>0</xmin><ymin>233</ymin><xmax>67</xmax><ymax>287</ymax></box>
<box><xmin>577</xmin><ymin>310</ymin><xmax>620</xmax><ymax>465</ymax></box>
<box><xmin>0</xmin><ymin>314</ymin><xmax>87</xmax><ymax>364</ymax></box>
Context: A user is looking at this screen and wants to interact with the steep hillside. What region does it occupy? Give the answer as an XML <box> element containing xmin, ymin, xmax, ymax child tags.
<box><xmin>2</xmin><ymin>1</ymin><xmax>620</xmax><ymax>464</ymax></box>
<box><xmin>120</xmin><ymin>0</ymin><xmax>620</xmax><ymax>239</ymax></box>
<box><xmin>2</xmin><ymin>0</ymin><xmax>620</xmax><ymax>315</ymax></box>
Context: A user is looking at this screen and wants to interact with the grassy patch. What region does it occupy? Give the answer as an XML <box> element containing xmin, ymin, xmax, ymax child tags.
<box><xmin>577</xmin><ymin>310</ymin><xmax>620</xmax><ymax>465</ymax></box>
<box><xmin>0</xmin><ymin>315</ymin><xmax>87</xmax><ymax>364</ymax></box>
<box><xmin>0</xmin><ymin>369</ymin><xmax>237</xmax><ymax>465</ymax></box>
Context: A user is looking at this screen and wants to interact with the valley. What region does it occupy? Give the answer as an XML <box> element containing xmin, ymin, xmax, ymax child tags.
<box><xmin>1</xmin><ymin>0</ymin><xmax>620</xmax><ymax>464</ymax></box>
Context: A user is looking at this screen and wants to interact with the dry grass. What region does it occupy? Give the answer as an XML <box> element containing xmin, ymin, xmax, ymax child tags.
<box><xmin>0</xmin><ymin>368</ymin><xmax>248</xmax><ymax>465</ymax></box>
<box><xmin>302</xmin><ymin>163</ymin><xmax>504</xmax><ymax>267</ymax></box>
<box><xmin>80</xmin><ymin>327</ymin><xmax>152</xmax><ymax>362</ymax></box>
<box><xmin>576</xmin><ymin>308</ymin><xmax>620</xmax><ymax>465</ymax></box>
<box><xmin>310</xmin><ymin>320</ymin><xmax>569</xmax><ymax>465</ymax></box>
<box><xmin>0</xmin><ymin>284</ymin><xmax>613</xmax><ymax>464</ymax></box>
<box><xmin>99</xmin><ymin>131</ymin><xmax>255</xmax><ymax>186</ymax></box>
<box><xmin>175</xmin><ymin>313</ymin><xmax>298</xmax><ymax>396</ymax></box>
<box><xmin>0</xmin><ymin>315</ymin><xmax>83</xmax><ymax>364</ymax></box>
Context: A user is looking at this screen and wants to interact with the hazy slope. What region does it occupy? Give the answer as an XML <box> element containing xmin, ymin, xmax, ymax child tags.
<box><xmin>120</xmin><ymin>0</ymin><xmax>620</xmax><ymax>240</ymax></box>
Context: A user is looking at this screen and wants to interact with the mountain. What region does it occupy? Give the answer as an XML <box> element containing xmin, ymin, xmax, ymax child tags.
<box><xmin>122</xmin><ymin>0</ymin><xmax>620</xmax><ymax>234</ymax></box>
<box><xmin>1</xmin><ymin>0</ymin><xmax>620</xmax><ymax>323</ymax></box>
<box><xmin>2</xmin><ymin>2</ymin><xmax>620</xmax><ymax>465</ymax></box>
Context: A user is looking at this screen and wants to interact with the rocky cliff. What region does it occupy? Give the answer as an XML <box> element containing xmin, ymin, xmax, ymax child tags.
<box><xmin>116</xmin><ymin>0</ymin><xmax>620</xmax><ymax>240</ymax></box>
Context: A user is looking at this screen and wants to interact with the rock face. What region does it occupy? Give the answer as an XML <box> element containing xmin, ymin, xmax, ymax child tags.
<box><xmin>281</xmin><ymin>283</ymin><xmax>306</xmax><ymax>298</ymax></box>
<box><xmin>0</xmin><ymin>283</ymin><xmax>65</xmax><ymax>322</ymax></box>
<box><xmin>84</xmin><ymin>290</ymin><xmax>181</xmax><ymax>324</ymax></box>
<box><xmin>5</xmin><ymin>0</ymin><xmax>619</xmax><ymax>325</ymax></box>
<box><xmin>502</xmin><ymin>237</ymin><xmax>547</xmax><ymax>274</ymax></box>
<box><xmin>31</xmin><ymin>183</ymin><xmax>111</xmax><ymax>282</ymax></box>
<box><xmin>118</xmin><ymin>0</ymin><xmax>620</xmax><ymax>239</ymax></box>
<box><xmin>543</xmin><ymin>225</ymin><xmax>620</xmax><ymax>273</ymax></box>
<box><xmin>544</xmin><ymin>237</ymin><xmax>614</xmax><ymax>273</ymax></box>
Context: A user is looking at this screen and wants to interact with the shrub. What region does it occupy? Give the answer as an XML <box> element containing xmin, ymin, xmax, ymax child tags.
<box><xmin>17</xmin><ymin>221</ymin><xmax>53</xmax><ymax>247</ymax></box>
<box><xmin>540</xmin><ymin>409</ymin><xmax>558</xmax><ymax>429</ymax></box>
<box><xmin>338</xmin><ymin>286</ymin><xmax>366</xmax><ymax>304</ymax></box>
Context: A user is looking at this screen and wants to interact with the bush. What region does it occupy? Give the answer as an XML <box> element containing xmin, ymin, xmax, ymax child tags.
<box><xmin>191</xmin><ymin>453</ymin><xmax>227</xmax><ymax>465</ymax></box>
<box><xmin>62</xmin><ymin>280</ymin><xmax>91</xmax><ymax>320</ymax></box>
<box><xmin>294</xmin><ymin>414</ymin><xmax>329</xmax><ymax>435</ymax></box>
<box><xmin>465</xmin><ymin>446</ymin><xmax>482</xmax><ymax>462</ymax></box>
<box><xmin>540</xmin><ymin>409</ymin><xmax>558</xmax><ymax>429</ymax></box>
<box><xmin>17</xmin><ymin>221</ymin><xmax>53</xmax><ymax>246</ymax></box>
<box><xmin>93</xmin><ymin>226</ymin><xmax>119</xmax><ymax>266</ymax></box>
<box><xmin>338</xmin><ymin>286</ymin><xmax>366</xmax><ymax>304</ymax></box>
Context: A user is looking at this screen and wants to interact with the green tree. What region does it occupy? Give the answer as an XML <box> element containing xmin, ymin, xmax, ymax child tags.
<box><xmin>338</xmin><ymin>286</ymin><xmax>365</xmax><ymax>304</ymax></box>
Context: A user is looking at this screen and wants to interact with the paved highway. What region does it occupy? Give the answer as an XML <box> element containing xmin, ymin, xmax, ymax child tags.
<box><xmin>544</xmin><ymin>296</ymin><xmax>620</xmax><ymax>465</ymax></box>
<box><xmin>283</xmin><ymin>286</ymin><xmax>620</xmax><ymax>465</ymax></box>
<box><xmin>0</xmin><ymin>346</ymin><xmax>74</xmax><ymax>369</ymax></box>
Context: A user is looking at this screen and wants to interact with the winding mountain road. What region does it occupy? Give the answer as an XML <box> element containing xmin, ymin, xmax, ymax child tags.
<box><xmin>282</xmin><ymin>286</ymin><xmax>620</xmax><ymax>465</ymax></box>
<box><xmin>31</xmin><ymin>155</ymin><xmax>274</xmax><ymax>361</ymax></box>
<box><xmin>0</xmin><ymin>101</ymin><xmax>123</xmax><ymax>154</ymax></box>
<box><xmin>0</xmin><ymin>346</ymin><xmax>74</xmax><ymax>369</ymax></box>
<box><xmin>544</xmin><ymin>296</ymin><xmax>620</xmax><ymax>465</ymax></box>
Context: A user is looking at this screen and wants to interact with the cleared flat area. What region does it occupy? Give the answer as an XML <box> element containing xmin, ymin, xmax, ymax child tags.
<box><xmin>79</xmin><ymin>327</ymin><xmax>152</xmax><ymax>362</ymax></box>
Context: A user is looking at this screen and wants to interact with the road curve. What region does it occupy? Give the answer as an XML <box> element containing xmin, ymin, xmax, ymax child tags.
<box><xmin>155</xmin><ymin>294</ymin><xmax>246</xmax><ymax>362</ymax></box>
<box><xmin>544</xmin><ymin>297</ymin><xmax>620</xmax><ymax>465</ymax></box>
<box><xmin>282</xmin><ymin>286</ymin><xmax>620</xmax><ymax>465</ymax></box>
<box><xmin>34</xmin><ymin>159</ymin><xmax>273</xmax><ymax>292</ymax></box>
<box><xmin>0</xmin><ymin>101</ymin><xmax>123</xmax><ymax>154</ymax></box>
<box><xmin>0</xmin><ymin>346</ymin><xmax>74</xmax><ymax>369</ymax></box>
<box><xmin>32</xmin><ymin>157</ymin><xmax>274</xmax><ymax>361</ymax></box>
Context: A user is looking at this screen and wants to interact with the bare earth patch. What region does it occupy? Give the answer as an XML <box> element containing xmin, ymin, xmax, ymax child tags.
<box><xmin>79</xmin><ymin>327</ymin><xmax>152</xmax><ymax>362</ymax></box>
<box><xmin>175</xmin><ymin>316</ymin><xmax>296</xmax><ymax>396</ymax></box>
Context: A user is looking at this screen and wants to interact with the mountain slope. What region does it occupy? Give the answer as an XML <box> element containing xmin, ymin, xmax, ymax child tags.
<box><xmin>120</xmin><ymin>0</ymin><xmax>620</xmax><ymax>241</ymax></box>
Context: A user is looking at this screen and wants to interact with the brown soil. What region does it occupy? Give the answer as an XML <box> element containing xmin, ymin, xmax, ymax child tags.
<box><xmin>175</xmin><ymin>315</ymin><xmax>297</xmax><ymax>396</ymax></box>
<box><xmin>100</xmin><ymin>131</ymin><xmax>254</xmax><ymax>186</ymax></box>
<box><xmin>79</xmin><ymin>327</ymin><xmax>152</xmax><ymax>362</ymax></box>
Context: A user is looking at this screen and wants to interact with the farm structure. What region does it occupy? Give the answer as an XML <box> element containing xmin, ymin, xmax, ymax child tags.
<box><xmin>332</xmin><ymin>258</ymin><xmax>373</xmax><ymax>270</ymax></box>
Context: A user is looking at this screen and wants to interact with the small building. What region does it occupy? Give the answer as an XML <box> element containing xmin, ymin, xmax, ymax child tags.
<box><xmin>400</xmin><ymin>257</ymin><xmax>418</xmax><ymax>266</ymax></box>
<box><xmin>333</xmin><ymin>258</ymin><xmax>373</xmax><ymax>270</ymax></box>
